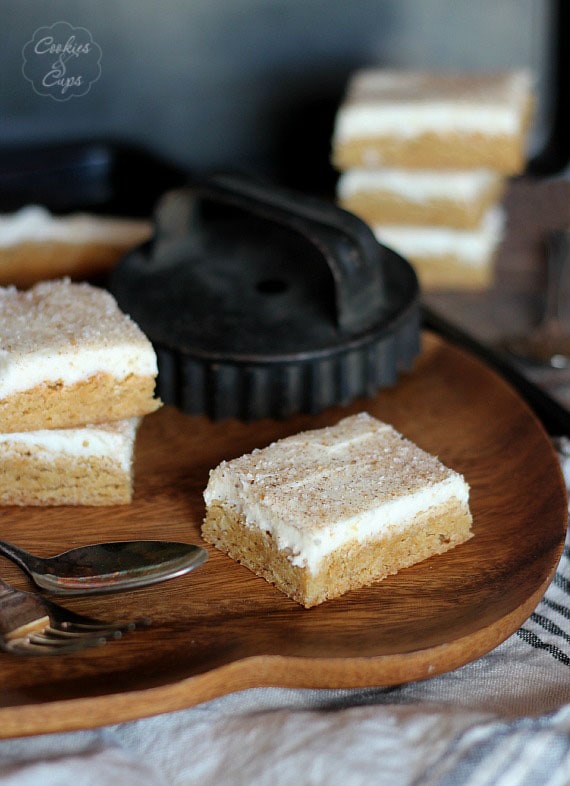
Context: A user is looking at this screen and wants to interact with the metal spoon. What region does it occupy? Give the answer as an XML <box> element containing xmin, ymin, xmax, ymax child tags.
<box><xmin>0</xmin><ymin>539</ymin><xmax>208</xmax><ymax>595</ymax></box>
<box><xmin>500</xmin><ymin>230</ymin><xmax>570</xmax><ymax>368</ymax></box>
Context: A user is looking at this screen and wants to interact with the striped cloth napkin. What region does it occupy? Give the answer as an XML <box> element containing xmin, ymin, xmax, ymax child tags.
<box><xmin>0</xmin><ymin>453</ymin><xmax>569</xmax><ymax>785</ymax></box>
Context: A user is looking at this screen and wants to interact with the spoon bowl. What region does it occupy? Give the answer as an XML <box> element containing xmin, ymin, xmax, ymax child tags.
<box><xmin>0</xmin><ymin>539</ymin><xmax>208</xmax><ymax>595</ymax></box>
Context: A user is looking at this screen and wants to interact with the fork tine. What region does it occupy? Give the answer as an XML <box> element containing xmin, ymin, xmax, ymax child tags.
<box><xmin>0</xmin><ymin>577</ymin><xmax>148</xmax><ymax>656</ymax></box>
<box><xmin>39</xmin><ymin>625</ymin><xmax>113</xmax><ymax>640</ymax></box>
<box><xmin>58</xmin><ymin>620</ymin><xmax>138</xmax><ymax>634</ymax></box>
<box><xmin>42</xmin><ymin>596</ymin><xmax>150</xmax><ymax>634</ymax></box>
<box><xmin>2</xmin><ymin>636</ymin><xmax>104</xmax><ymax>656</ymax></box>
<box><xmin>28</xmin><ymin>631</ymin><xmax>106</xmax><ymax>647</ymax></box>
<box><xmin>3</xmin><ymin>615</ymin><xmax>50</xmax><ymax>642</ymax></box>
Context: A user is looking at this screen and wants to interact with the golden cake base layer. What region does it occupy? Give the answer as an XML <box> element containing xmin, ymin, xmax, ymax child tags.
<box><xmin>0</xmin><ymin>449</ymin><xmax>133</xmax><ymax>506</ymax></box>
<box><xmin>202</xmin><ymin>500</ymin><xmax>473</xmax><ymax>608</ymax></box>
<box><xmin>339</xmin><ymin>184</ymin><xmax>504</xmax><ymax>230</ymax></box>
<box><xmin>333</xmin><ymin>132</ymin><xmax>526</xmax><ymax>174</ymax></box>
<box><xmin>408</xmin><ymin>253</ymin><xmax>496</xmax><ymax>291</ymax></box>
<box><xmin>0</xmin><ymin>240</ymin><xmax>148</xmax><ymax>289</ymax></box>
<box><xmin>0</xmin><ymin>373</ymin><xmax>160</xmax><ymax>433</ymax></box>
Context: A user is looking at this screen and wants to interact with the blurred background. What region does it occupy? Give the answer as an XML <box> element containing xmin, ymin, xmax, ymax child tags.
<box><xmin>1</xmin><ymin>0</ymin><xmax>563</xmax><ymax>194</ymax></box>
<box><xmin>3</xmin><ymin>0</ymin><xmax>570</xmax><ymax>409</ymax></box>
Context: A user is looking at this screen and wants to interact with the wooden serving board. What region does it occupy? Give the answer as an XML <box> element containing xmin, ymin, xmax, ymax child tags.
<box><xmin>0</xmin><ymin>332</ymin><xmax>566</xmax><ymax>738</ymax></box>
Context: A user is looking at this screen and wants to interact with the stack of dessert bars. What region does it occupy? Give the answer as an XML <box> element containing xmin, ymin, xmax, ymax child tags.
<box><xmin>331</xmin><ymin>69</ymin><xmax>534</xmax><ymax>290</ymax></box>
<box><xmin>0</xmin><ymin>279</ymin><xmax>160</xmax><ymax>506</ymax></box>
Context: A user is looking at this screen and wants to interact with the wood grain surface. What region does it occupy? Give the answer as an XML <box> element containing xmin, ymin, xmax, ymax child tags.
<box><xmin>0</xmin><ymin>331</ymin><xmax>565</xmax><ymax>738</ymax></box>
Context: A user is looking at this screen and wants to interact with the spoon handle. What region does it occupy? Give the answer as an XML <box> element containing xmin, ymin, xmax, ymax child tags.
<box><xmin>0</xmin><ymin>540</ymin><xmax>42</xmax><ymax>581</ymax></box>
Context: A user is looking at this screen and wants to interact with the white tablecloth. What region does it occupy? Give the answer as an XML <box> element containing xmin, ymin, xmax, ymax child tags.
<box><xmin>1</xmin><ymin>449</ymin><xmax>569</xmax><ymax>786</ymax></box>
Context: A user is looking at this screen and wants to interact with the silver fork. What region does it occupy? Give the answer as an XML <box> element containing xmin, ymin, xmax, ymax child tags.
<box><xmin>0</xmin><ymin>577</ymin><xmax>148</xmax><ymax>656</ymax></box>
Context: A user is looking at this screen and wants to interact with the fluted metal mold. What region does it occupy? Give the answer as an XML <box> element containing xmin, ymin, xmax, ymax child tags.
<box><xmin>154</xmin><ymin>303</ymin><xmax>420</xmax><ymax>421</ymax></box>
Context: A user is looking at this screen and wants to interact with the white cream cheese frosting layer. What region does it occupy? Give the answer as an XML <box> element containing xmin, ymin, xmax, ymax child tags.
<box><xmin>0</xmin><ymin>205</ymin><xmax>151</xmax><ymax>247</ymax></box>
<box><xmin>337</xmin><ymin>168</ymin><xmax>501</xmax><ymax>204</ymax></box>
<box><xmin>0</xmin><ymin>279</ymin><xmax>157</xmax><ymax>398</ymax></box>
<box><xmin>373</xmin><ymin>207</ymin><xmax>504</xmax><ymax>265</ymax></box>
<box><xmin>0</xmin><ymin>418</ymin><xmax>139</xmax><ymax>470</ymax></box>
<box><xmin>333</xmin><ymin>69</ymin><xmax>533</xmax><ymax>141</ymax></box>
<box><xmin>204</xmin><ymin>413</ymin><xmax>470</xmax><ymax>574</ymax></box>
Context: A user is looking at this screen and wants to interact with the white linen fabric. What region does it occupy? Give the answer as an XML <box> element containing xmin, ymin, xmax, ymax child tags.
<box><xmin>0</xmin><ymin>450</ymin><xmax>569</xmax><ymax>786</ymax></box>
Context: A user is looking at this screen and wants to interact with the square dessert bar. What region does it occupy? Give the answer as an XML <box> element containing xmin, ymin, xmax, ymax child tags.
<box><xmin>202</xmin><ymin>413</ymin><xmax>473</xmax><ymax>608</ymax></box>
<box><xmin>0</xmin><ymin>418</ymin><xmax>139</xmax><ymax>506</ymax></box>
<box><xmin>0</xmin><ymin>278</ymin><xmax>160</xmax><ymax>433</ymax></box>
<box><xmin>336</xmin><ymin>168</ymin><xmax>505</xmax><ymax>230</ymax></box>
<box><xmin>0</xmin><ymin>205</ymin><xmax>152</xmax><ymax>288</ymax></box>
<box><xmin>332</xmin><ymin>69</ymin><xmax>533</xmax><ymax>173</ymax></box>
<box><xmin>373</xmin><ymin>207</ymin><xmax>504</xmax><ymax>291</ymax></box>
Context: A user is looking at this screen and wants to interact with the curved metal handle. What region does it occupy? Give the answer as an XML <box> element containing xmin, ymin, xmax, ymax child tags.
<box><xmin>157</xmin><ymin>173</ymin><xmax>386</xmax><ymax>335</ymax></box>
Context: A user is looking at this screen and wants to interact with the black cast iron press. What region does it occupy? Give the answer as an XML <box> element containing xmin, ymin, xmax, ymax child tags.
<box><xmin>111</xmin><ymin>173</ymin><xmax>420</xmax><ymax>420</ymax></box>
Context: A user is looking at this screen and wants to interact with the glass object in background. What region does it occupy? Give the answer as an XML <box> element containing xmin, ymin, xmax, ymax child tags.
<box><xmin>501</xmin><ymin>229</ymin><xmax>570</xmax><ymax>368</ymax></box>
